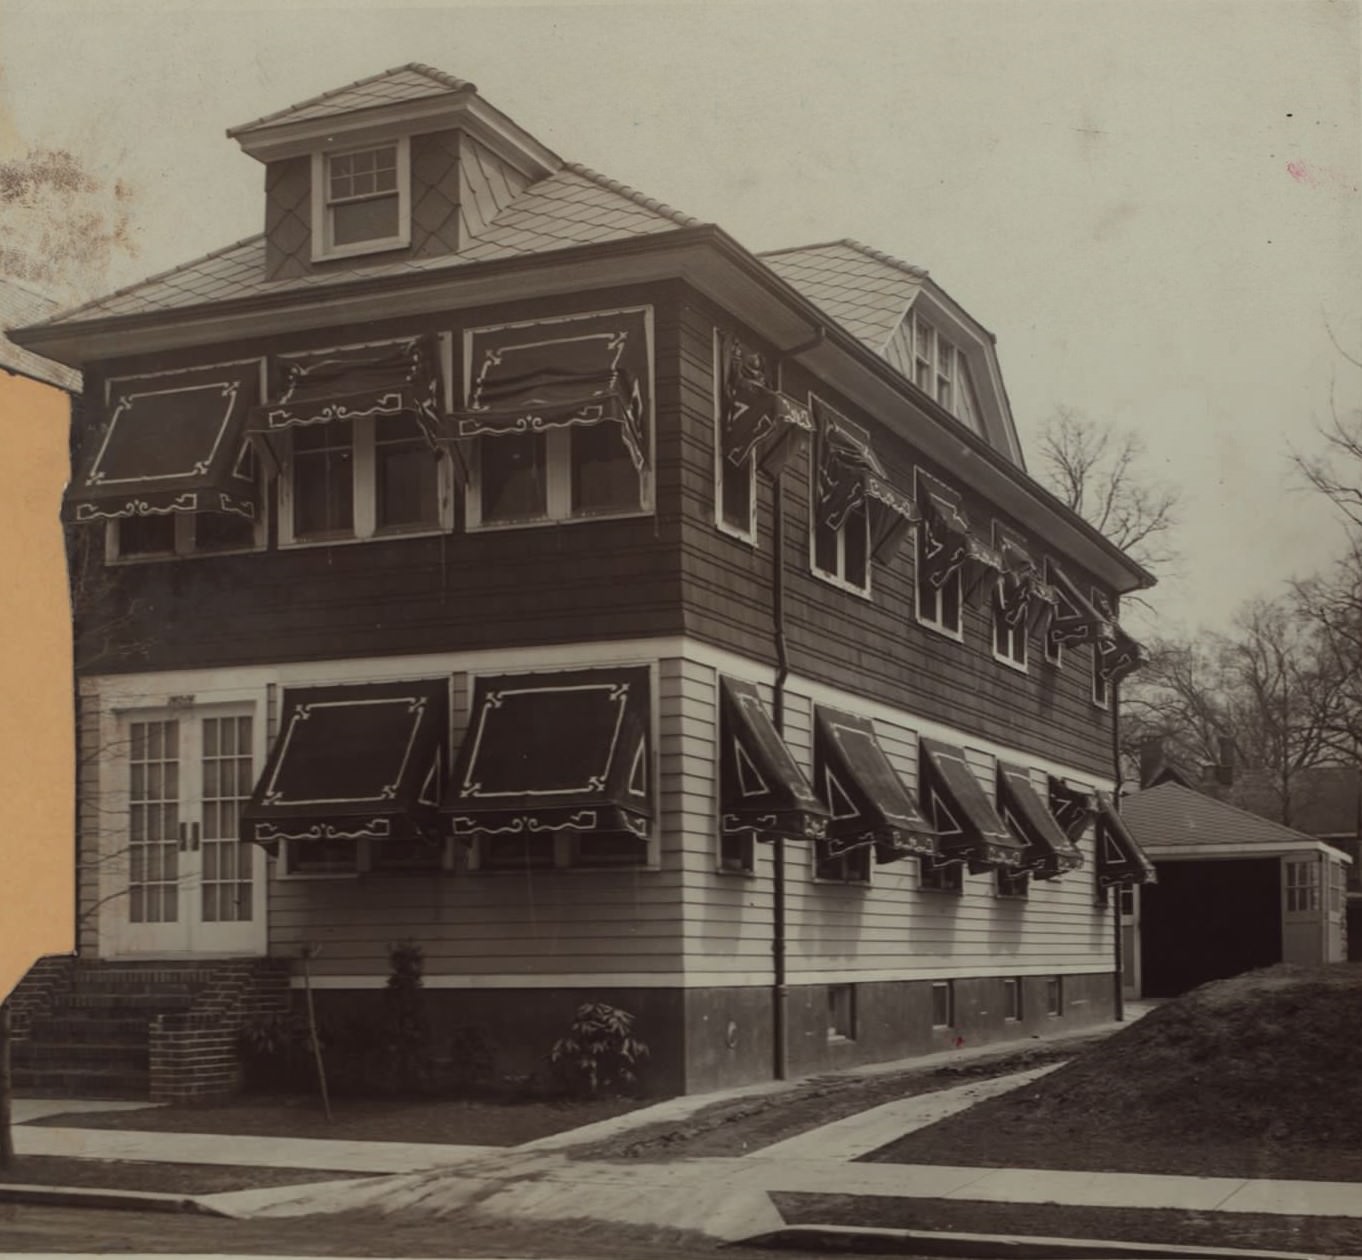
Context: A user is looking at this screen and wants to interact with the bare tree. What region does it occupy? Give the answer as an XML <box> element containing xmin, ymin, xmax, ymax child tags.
<box><xmin>1036</xmin><ymin>407</ymin><xmax>1180</xmax><ymax>574</ymax></box>
<box><xmin>0</xmin><ymin>148</ymin><xmax>136</xmax><ymax>305</ymax></box>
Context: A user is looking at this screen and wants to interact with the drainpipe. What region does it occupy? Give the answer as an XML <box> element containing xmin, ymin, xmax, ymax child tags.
<box><xmin>771</xmin><ymin>466</ymin><xmax>790</xmax><ymax>1081</ymax></box>
<box><xmin>767</xmin><ymin>326</ymin><xmax>821</xmax><ymax>1083</ymax></box>
<box><xmin>1111</xmin><ymin>677</ymin><xmax>1125</xmax><ymax>1023</ymax></box>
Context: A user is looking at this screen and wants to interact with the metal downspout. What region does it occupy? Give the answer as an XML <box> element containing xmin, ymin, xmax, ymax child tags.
<box><xmin>771</xmin><ymin>466</ymin><xmax>789</xmax><ymax>1081</ymax></box>
<box><xmin>1111</xmin><ymin>677</ymin><xmax>1125</xmax><ymax>1023</ymax></box>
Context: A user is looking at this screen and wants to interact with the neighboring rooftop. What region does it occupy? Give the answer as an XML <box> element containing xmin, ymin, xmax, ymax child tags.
<box><xmin>1122</xmin><ymin>781</ymin><xmax>1345</xmax><ymax>857</ymax></box>
<box><xmin>228</xmin><ymin>63</ymin><xmax>475</xmax><ymax>136</ymax></box>
<box><xmin>0</xmin><ymin>279</ymin><xmax>81</xmax><ymax>392</ymax></box>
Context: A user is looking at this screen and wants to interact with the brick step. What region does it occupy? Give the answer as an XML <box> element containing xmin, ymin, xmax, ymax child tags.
<box><xmin>13</xmin><ymin>1040</ymin><xmax>149</xmax><ymax>1070</ymax></box>
<box><xmin>25</xmin><ymin>1015</ymin><xmax>151</xmax><ymax>1042</ymax></box>
<box><xmin>56</xmin><ymin>992</ymin><xmax>196</xmax><ymax>1012</ymax></box>
<box><xmin>12</xmin><ymin>1066</ymin><xmax>151</xmax><ymax>1099</ymax></box>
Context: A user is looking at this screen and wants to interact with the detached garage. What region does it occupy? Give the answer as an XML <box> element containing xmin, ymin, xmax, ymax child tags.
<box><xmin>1121</xmin><ymin>783</ymin><xmax>1349</xmax><ymax>997</ymax></box>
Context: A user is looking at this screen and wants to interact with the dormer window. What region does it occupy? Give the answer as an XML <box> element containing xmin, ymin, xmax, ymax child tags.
<box><xmin>311</xmin><ymin>140</ymin><xmax>411</xmax><ymax>260</ymax></box>
<box><xmin>906</xmin><ymin>313</ymin><xmax>983</xmax><ymax>435</ymax></box>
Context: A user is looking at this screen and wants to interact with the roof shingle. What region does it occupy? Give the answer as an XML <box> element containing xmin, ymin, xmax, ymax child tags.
<box><xmin>0</xmin><ymin>279</ymin><xmax>81</xmax><ymax>390</ymax></box>
<box><xmin>228</xmin><ymin>63</ymin><xmax>474</xmax><ymax>136</ymax></box>
<box><xmin>1122</xmin><ymin>781</ymin><xmax>1335</xmax><ymax>856</ymax></box>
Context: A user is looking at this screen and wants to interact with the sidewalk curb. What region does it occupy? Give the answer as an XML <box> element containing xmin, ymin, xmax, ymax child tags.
<box><xmin>0</xmin><ymin>1182</ymin><xmax>227</xmax><ymax>1216</ymax></box>
<box><xmin>739</xmin><ymin>1222</ymin><xmax>1362</xmax><ymax>1260</ymax></box>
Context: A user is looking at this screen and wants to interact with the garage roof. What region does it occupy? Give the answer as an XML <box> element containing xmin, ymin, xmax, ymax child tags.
<box><xmin>1122</xmin><ymin>782</ymin><xmax>1350</xmax><ymax>862</ymax></box>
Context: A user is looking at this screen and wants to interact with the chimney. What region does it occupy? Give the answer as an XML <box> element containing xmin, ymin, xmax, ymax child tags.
<box><xmin>1215</xmin><ymin>736</ymin><xmax>1235</xmax><ymax>787</ymax></box>
<box><xmin>1139</xmin><ymin>735</ymin><xmax>1165</xmax><ymax>788</ymax></box>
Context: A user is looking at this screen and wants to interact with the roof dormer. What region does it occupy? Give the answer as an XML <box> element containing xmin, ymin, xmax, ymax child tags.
<box><xmin>228</xmin><ymin>64</ymin><xmax>562</xmax><ymax>278</ymax></box>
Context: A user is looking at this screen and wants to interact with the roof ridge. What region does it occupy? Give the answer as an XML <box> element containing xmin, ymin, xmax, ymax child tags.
<box><xmin>30</xmin><ymin>234</ymin><xmax>265</xmax><ymax>327</ymax></box>
<box><xmin>227</xmin><ymin>63</ymin><xmax>474</xmax><ymax>136</ymax></box>
<box><xmin>561</xmin><ymin>162</ymin><xmax>703</xmax><ymax>228</ymax></box>
<box><xmin>759</xmin><ymin>237</ymin><xmax>929</xmax><ymax>280</ymax></box>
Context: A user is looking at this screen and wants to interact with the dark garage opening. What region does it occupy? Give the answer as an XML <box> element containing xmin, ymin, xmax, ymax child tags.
<box><xmin>1140</xmin><ymin>858</ymin><xmax>1282</xmax><ymax>997</ymax></box>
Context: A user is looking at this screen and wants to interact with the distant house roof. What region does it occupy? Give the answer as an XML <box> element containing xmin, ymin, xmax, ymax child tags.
<box><xmin>228</xmin><ymin>63</ymin><xmax>475</xmax><ymax>136</ymax></box>
<box><xmin>1122</xmin><ymin>781</ymin><xmax>1349</xmax><ymax>862</ymax></box>
<box><xmin>1197</xmin><ymin>764</ymin><xmax>1362</xmax><ymax>839</ymax></box>
<box><xmin>0</xmin><ymin>279</ymin><xmax>80</xmax><ymax>392</ymax></box>
<box><xmin>759</xmin><ymin>240</ymin><xmax>928</xmax><ymax>351</ymax></box>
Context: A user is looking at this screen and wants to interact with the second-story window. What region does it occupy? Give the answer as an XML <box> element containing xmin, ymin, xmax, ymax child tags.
<box><xmin>312</xmin><ymin>140</ymin><xmax>411</xmax><ymax>260</ymax></box>
<box><xmin>916</xmin><ymin>527</ymin><xmax>963</xmax><ymax>636</ymax></box>
<box><xmin>814</xmin><ymin>501</ymin><xmax>869</xmax><ymax>591</ymax></box>
<box><xmin>284</xmin><ymin>415</ymin><xmax>449</xmax><ymax>544</ymax></box>
<box><xmin>460</xmin><ymin>308</ymin><xmax>653</xmax><ymax>530</ymax></box>
<box><xmin>472</xmin><ymin>424</ymin><xmax>642</xmax><ymax>526</ymax></box>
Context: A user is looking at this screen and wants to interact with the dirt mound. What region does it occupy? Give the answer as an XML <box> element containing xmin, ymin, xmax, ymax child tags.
<box><xmin>978</xmin><ymin>964</ymin><xmax>1362</xmax><ymax>1148</ymax></box>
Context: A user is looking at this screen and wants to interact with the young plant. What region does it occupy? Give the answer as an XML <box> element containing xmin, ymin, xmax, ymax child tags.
<box><xmin>550</xmin><ymin>1001</ymin><xmax>649</xmax><ymax>1097</ymax></box>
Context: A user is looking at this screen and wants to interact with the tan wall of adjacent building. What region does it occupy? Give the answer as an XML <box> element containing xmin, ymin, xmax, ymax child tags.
<box><xmin>0</xmin><ymin>370</ymin><xmax>74</xmax><ymax>999</ymax></box>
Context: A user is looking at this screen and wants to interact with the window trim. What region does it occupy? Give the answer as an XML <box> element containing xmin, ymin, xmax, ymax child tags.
<box><xmin>827</xmin><ymin>983</ymin><xmax>857</xmax><ymax>1042</ymax></box>
<box><xmin>914</xmin><ymin>525</ymin><xmax>965</xmax><ymax>642</ymax></box>
<box><xmin>809</xmin><ymin>394</ymin><xmax>873</xmax><ymax>597</ymax></box>
<box><xmin>931</xmin><ymin>980</ymin><xmax>954</xmax><ymax>1029</ymax></box>
<box><xmin>310</xmin><ymin>138</ymin><xmax>411</xmax><ymax>262</ymax></box>
<box><xmin>462</xmin><ymin>308</ymin><xmax>656</xmax><ymax>533</ymax></box>
<box><xmin>465</xmin><ymin>426</ymin><xmax>653</xmax><ymax>532</ymax></box>
<box><xmin>919</xmin><ymin>855</ymin><xmax>964</xmax><ymax>894</ymax></box>
<box><xmin>991</xmin><ymin>523</ymin><xmax>1029</xmax><ymax>673</ymax></box>
<box><xmin>278</xmin><ymin>414</ymin><xmax>455</xmax><ymax>549</ymax></box>
<box><xmin>1043</xmin><ymin>559</ymin><xmax>1065</xmax><ymax>667</ymax></box>
<box><xmin>713</xmin><ymin>329</ymin><xmax>759</xmax><ymax>544</ymax></box>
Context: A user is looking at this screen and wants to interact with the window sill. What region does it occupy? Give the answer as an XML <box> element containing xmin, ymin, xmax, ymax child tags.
<box><xmin>311</xmin><ymin>235</ymin><xmax>411</xmax><ymax>264</ymax></box>
<box><xmin>811</xmin><ymin>567</ymin><xmax>873</xmax><ymax>601</ymax></box>
<box><xmin>278</xmin><ymin>524</ymin><xmax>450</xmax><ymax>550</ymax></box>
<box><xmin>716</xmin><ymin>517</ymin><xmax>759</xmax><ymax>547</ymax></box>
<box><xmin>916</xmin><ymin>614</ymin><xmax>965</xmax><ymax>644</ymax></box>
<box><xmin>466</xmin><ymin>507</ymin><xmax>654</xmax><ymax>534</ymax></box>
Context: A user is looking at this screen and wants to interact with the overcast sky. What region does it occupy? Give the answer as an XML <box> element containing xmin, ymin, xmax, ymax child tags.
<box><xmin>3</xmin><ymin>0</ymin><xmax>1359</xmax><ymax>639</ymax></box>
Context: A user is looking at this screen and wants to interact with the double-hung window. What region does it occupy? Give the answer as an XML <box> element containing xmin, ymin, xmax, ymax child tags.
<box><xmin>917</xmin><ymin>528</ymin><xmax>963</xmax><ymax>636</ymax></box>
<box><xmin>283</xmin><ymin>414</ymin><xmax>451</xmax><ymax>544</ymax></box>
<box><xmin>462</xmin><ymin>309</ymin><xmax>653</xmax><ymax>530</ymax></box>
<box><xmin>1285</xmin><ymin>859</ymin><xmax>1320</xmax><ymax>913</ymax></box>
<box><xmin>811</xmin><ymin>401</ymin><xmax>874</xmax><ymax>594</ymax></box>
<box><xmin>312</xmin><ymin>140</ymin><xmax>411</xmax><ymax>260</ymax></box>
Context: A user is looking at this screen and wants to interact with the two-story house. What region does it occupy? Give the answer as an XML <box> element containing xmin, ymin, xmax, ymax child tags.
<box><xmin>11</xmin><ymin>64</ymin><xmax>1154</xmax><ymax>1100</ymax></box>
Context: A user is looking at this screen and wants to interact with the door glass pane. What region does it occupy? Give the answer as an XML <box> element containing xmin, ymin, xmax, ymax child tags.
<box><xmin>200</xmin><ymin>715</ymin><xmax>255</xmax><ymax>923</ymax></box>
<box><xmin>127</xmin><ymin>720</ymin><xmax>180</xmax><ymax>925</ymax></box>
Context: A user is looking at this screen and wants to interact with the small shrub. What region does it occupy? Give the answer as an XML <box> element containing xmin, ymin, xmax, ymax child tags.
<box><xmin>446</xmin><ymin>1025</ymin><xmax>498</xmax><ymax>1095</ymax></box>
<box><xmin>382</xmin><ymin>941</ymin><xmax>434</xmax><ymax>1094</ymax></box>
<box><xmin>550</xmin><ymin>1001</ymin><xmax>649</xmax><ymax>1098</ymax></box>
<box><xmin>238</xmin><ymin>1011</ymin><xmax>314</xmax><ymax>1093</ymax></box>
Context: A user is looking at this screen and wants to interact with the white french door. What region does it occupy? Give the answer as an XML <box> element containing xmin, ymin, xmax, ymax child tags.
<box><xmin>113</xmin><ymin>707</ymin><xmax>267</xmax><ymax>956</ymax></box>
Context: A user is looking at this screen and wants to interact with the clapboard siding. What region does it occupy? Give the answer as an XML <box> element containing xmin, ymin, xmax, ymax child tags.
<box><xmin>669</xmin><ymin>652</ymin><xmax>1112</xmax><ymax>981</ymax></box>
<box><xmin>672</xmin><ymin>292</ymin><xmax>1119</xmax><ymax>780</ymax></box>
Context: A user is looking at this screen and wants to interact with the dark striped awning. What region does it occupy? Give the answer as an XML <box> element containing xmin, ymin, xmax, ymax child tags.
<box><xmin>718</xmin><ymin>333</ymin><xmax>813</xmax><ymax>476</ymax></box>
<box><xmin>997</xmin><ymin>762</ymin><xmax>1083</xmax><ymax>879</ymax></box>
<box><xmin>64</xmin><ymin>361</ymin><xmax>260</xmax><ymax>524</ymax></box>
<box><xmin>814</xmin><ymin>707</ymin><xmax>935</xmax><ymax>863</ymax></box>
<box><xmin>241</xmin><ymin>679</ymin><xmax>448</xmax><ymax>855</ymax></box>
<box><xmin>919</xmin><ymin>739</ymin><xmax>1027</xmax><ymax>872</ymax></box>
<box><xmin>455</xmin><ymin>310</ymin><xmax>651</xmax><ymax>471</ymax></box>
<box><xmin>1096</xmin><ymin>793</ymin><xmax>1158</xmax><ymax>887</ymax></box>
<box><xmin>441</xmin><ymin>667</ymin><xmax>652</xmax><ymax>859</ymax></box>
<box><xmin>719</xmin><ymin>677</ymin><xmax>829</xmax><ymax>843</ymax></box>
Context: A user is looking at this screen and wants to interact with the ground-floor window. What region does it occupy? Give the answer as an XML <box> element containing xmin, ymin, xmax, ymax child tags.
<box><xmin>1003</xmin><ymin>977</ymin><xmax>1022</xmax><ymax>1022</ymax></box>
<box><xmin>827</xmin><ymin>984</ymin><xmax>857</xmax><ymax>1041</ymax></box>
<box><xmin>1046</xmin><ymin>976</ymin><xmax>1064</xmax><ymax>1017</ymax></box>
<box><xmin>931</xmin><ymin>980</ymin><xmax>954</xmax><ymax>1028</ymax></box>
<box><xmin>1286</xmin><ymin>858</ymin><xmax>1321</xmax><ymax>912</ymax></box>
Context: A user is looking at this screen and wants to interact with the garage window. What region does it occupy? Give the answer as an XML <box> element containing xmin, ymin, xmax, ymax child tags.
<box><xmin>1285</xmin><ymin>859</ymin><xmax>1320</xmax><ymax>912</ymax></box>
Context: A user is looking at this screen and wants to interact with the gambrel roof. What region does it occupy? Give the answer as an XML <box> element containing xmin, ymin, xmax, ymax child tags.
<box><xmin>760</xmin><ymin>240</ymin><xmax>927</xmax><ymax>351</ymax></box>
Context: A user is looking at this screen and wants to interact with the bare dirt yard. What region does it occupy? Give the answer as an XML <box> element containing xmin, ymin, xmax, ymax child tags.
<box><xmin>24</xmin><ymin>1091</ymin><xmax>644</xmax><ymax>1148</ymax></box>
<box><xmin>864</xmin><ymin>963</ymin><xmax>1362</xmax><ymax>1183</ymax></box>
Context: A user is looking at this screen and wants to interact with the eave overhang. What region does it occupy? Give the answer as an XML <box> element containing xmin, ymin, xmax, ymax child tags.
<box><xmin>229</xmin><ymin>91</ymin><xmax>561</xmax><ymax>181</ymax></box>
<box><xmin>11</xmin><ymin>226</ymin><xmax>1151</xmax><ymax>593</ymax></box>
